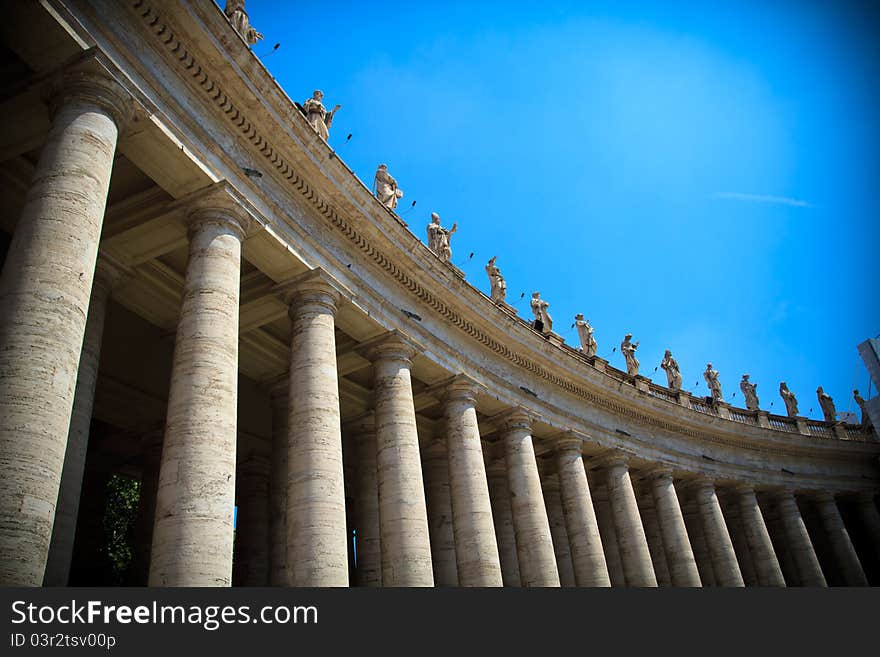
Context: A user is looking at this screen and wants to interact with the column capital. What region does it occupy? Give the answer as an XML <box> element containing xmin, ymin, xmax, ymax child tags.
<box><xmin>590</xmin><ymin>449</ymin><xmax>633</xmax><ymax>471</ymax></box>
<box><xmin>425</xmin><ymin>373</ymin><xmax>486</xmax><ymax>405</ymax></box>
<box><xmin>49</xmin><ymin>51</ymin><xmax>134</xmax><ymax>129</ymax></box>
<box><xmin>93</xmin><ymin>252</ymin><xmax>134</xmax><ymax>295</ymax></box>
<box><xmin>492</xmin><ymin>407</ymin><xmax>537</xmax><ymax>434</ymax></box>
<box><xmin>356</xmin><ymin>329</ymin><xmax>424</xmax><ymax>364</ymax></box>
<box><xmin>732</xmin><ymin>482</ymin><xmax>757</xmax><ymax>497</ymax></box>
<box><xmin>274</xmin><ymin>268</ymin><xmax>348</xmax><ymax>314</ymax></box>
<box><xmin>811</xmin><ymin>489</ymin><xmax>838</xmax><ymax>504</ymax></box>
<box><xmin>551</xmin><ymin>432</ymin><xmax>585</xmax><ymax>456</ymax></box>
<box><xmin>174</xmin><ymin>181</ymin><xmax>261</xmax><ymax>241</ymax></box>
<box><xmin>679</xmin><ymin>475</ymin><xmax>717</xmax><ymax>493</ymax></box>
<box><xmin>640</xmin><ymin>465</ymin><xmax>675</xmax><ymax>483</ymax></box>
<box><xmin>856</xmin><ymin>490</ymin><xmax>878</xmax><ymax>505</ymax></box>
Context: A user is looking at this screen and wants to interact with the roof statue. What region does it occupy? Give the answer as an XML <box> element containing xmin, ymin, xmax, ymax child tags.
<box><xmin>427</xmin><ymin>212</ymin><xmax>457</xmax><ymax>263</ymax></box>
<box><xmin>302</xmin><ymin>90</ymin><xmax>341</xmax><ymax>141</ymax></box>
<box><xmin>373</xmin><ymin>164</ymin><xmax>404</xmax><ymax>210</ymax></box>
<box><xmin>224</xmin><ymin>1</ymin><xmax>263</xmax><ymax>46</ymax></box>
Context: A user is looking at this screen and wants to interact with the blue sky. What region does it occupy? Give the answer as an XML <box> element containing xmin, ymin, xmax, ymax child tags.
<box><xmin>239</xmin><ymin>0</ymin><xmax>879</xmax><ymax>421</ymax></box>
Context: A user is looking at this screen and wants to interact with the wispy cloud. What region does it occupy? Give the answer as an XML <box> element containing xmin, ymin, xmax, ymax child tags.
<box><xmin>712</xmin><ymin>192</ymin><xmax>812</xmax><ymax>208</ymax></box>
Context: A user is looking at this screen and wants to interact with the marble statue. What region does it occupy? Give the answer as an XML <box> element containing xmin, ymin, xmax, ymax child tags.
<box><xmin>373</xmin><ymin>164</ymin><xmax>403</xmax><ymax>210</ymax></box>
<box><xmin>621</xmin><ymin>334</ymin><xmax>640</xmax><ymax>376</ymax></box>
<box><xmin>660</xmin><ymin>349</ymin><xmax>682</xmax><ymax>391</ymax></box>
<box><xmin>740</xmin><ymin>374</ymin><xmax>759</xmax><ymax>411</ymax></box>
<box><xmin>224</xmin><ymin>1</ymin><xmax>263</xmax><ymax>46</ymax></box>
<box><xmin>779</xmin><ymin>382</ymin><xmax>799</xmax><ymax>417</ymax></box>
<box><xmin>704</xmin><ymin>363</ymin><xmax>723</xmax><ymax>403</ymax></box>
<box><xmin>427</xmin><ymin>213</ymin><xmax>457</xmax><ymax>263</ymax></box>
<box><xmin>530</xmin><ymin>292</ymin><xmax>552</xmax><ymax>335</ymax></box>
<box><xmin>575</xmin><ymin>314</ymin><xmax>597</xmax><ymax>357</ymax></box>
<box><xmin>854</xmin><ymin>389</ymin><xmax>871</xmax><ymax>430</ymax></box>
<box><xmin>485</xmin><ymin>256</ymin><xmax>506</xmax><ymax>303</ymax></box>
<box><xmin>817</xmin><ymin>386</ymin><xmax>837</xmax><ymax>423</ymax></box>
<box><xmin>302</xmin><ymin>90</ymin><xmax>341</xmax><ymax>141</ymax></box>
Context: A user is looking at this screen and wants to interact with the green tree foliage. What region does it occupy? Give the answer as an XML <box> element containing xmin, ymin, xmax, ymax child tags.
<box><xmin>102</xmin><ymin>474</ymin><xmax>141</xmax><ymax>585</ymax></box>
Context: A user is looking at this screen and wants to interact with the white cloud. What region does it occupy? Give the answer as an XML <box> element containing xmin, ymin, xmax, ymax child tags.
<box><xmin>712</xmin><ymin>192</ymin><xmax>812</xmax><ymax>208</ymax></box>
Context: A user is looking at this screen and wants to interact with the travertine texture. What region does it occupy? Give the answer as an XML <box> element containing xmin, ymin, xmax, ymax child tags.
<box><xmin>814</xmin><ymin>492</ymin><xmax>868</xmax><ymax>586</ymax></box>
<box><xmin>647</xmin><ymin>469</ymin><xmax>701</xmax><ymax>586</ymax></box>
<box><xmin>555</xmin><ymin>441</ymin><xmax>610</xmax><ymax>587</ymax></box>
<box><xmin>352</xmin><ymin>415</ymin><xmax>382</xmax><ymax>587</ymax></box>
<box><xmin>500</xmin><ymin>411</ymin><xmax>560</xmax><ymax>587</ymax></box>
<box><xmin>0</xmin><ymin>68</ymin><xmax>128</xmax><ymax>586</ymax></box>
<box><xmin>149</xmin><ymin>205</ymin><xmax>247</xmax><ymax>586</ymax></box>
<box><xmin>601</xmin><ymin>455</ymin><xmax>657</xmax><ymax>586</ymax></box>
<box><xmin>268</xmin><ymin>383</ymin><xmax>288</xmax><ymax>586</ymax></box>
<box><xmin>422</xmin><ymin>442</ymin><xmax>458</xmax><ymax>586</ymax></box>
<box><xmin>692</xmin><ymin>479</ymin><xmax>744</xmax><ymax>587</ymax></box>
<box><xmin>735</xmin><ymin>486</ymin><xmax>785</xmax><ymax>586</ymax></box>
<box><xmin>233</xmin><ymin>454</ymin><xmax>269</xmax><ymax>585</ymax></box>
<box><xmin>130</xmin><ymin>429</ymin><xmax>164</xmax><ymax>586</ymax></box>
<box><xmin>592</xmin><ymin>481</ymin><xmax>627</xmax><ymax>586</ymax></box>
<box><xmin>443</xmin><ymin>377</ymin><xmax>502</xmax><ymax>586</ymax></box>
<box><xmin>637</xmin><ymin>488</ymin><xmax>672</xmax><ymax>586</ymax></box>
<box><xmin>283</xmin><ymin>271</ymin><xmax>348</xmax><ymax>586</ymax></box>
<box><xmin>366</xmin><ymin>333</ymin><xmax>434</xmax><ymax>586</ymax></box>
<box><xmin>486</xmin><ymin>460</ymin><xmax>521</xmax><ymax>586</ymax></box>
<box><xmin>721</xmin><ymin>496</ymin><xmax>759</xmax><ymax>586</ymax></box>
<box><xmin>43</xmin><ymin>261</ymin><xmax>119</xmax><ymax>586</ymax></box>
<box><xmin>543</xmin><ymin>475</ymin><xmax>576</xmax><ymax>587</ymax></box>
<box><xmin>775</xmin><ymin>490</ymin><xmax>826</xmax><ymax>586</ymax></box>
<box><xmin>680</xmin><ymin>494</ymin><xmax>717</xmax><ymax>586</ymax></box>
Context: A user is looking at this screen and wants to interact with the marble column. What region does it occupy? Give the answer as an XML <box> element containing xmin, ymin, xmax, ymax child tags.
<box><xmin>544</xmin><ymin>474</ymin><xmax>576</xmax><ymax>587</ymax></box>
<box><xmin>691</xmin><ymin>478</ymin><xmax>744</xmax><ymax>587</ymax></box>
<box><xmin>280</xmin><ymin>269</ymin><xmax>347</xmax><ymax>587</ymax></box>
<box><xmin>598</xmin><ymin>453</ymin><xmax>657</xmax><ymax>587</ymax></box>
<box><xmin>442</xmin><ymin>376</ymin><xmax>502</xmax><ymax>586</ymax></box>
<box><xmin>591</xmin><ymin>481</ymin><xmax>627</xmax><ymax>586</ymax></box>
<box><xmin>735</xmin><ymin>485</ymin><xmax>785</xmax><ymax>586</ymax></box>
<box><xmin>637</xmin><ymin>487</ymin><xmax>672</xmax><ymax>587</ymax></box>
<box><xmin>130</xmin><ymin>429</ymin><xmax>164</xmax><ymax>586</ymax></box>
<box><xmin>233</xmin><ymin>453</ymin><xmax>270</xmax><ymax>586</ymax></box>
<box><xmin>0</xmin><ymin>63</ymin><xmax>130</xmax><ymax>586</ymax></box>
<box><xmin>814</xmin><ymin>491</ymin><xmax>868</xmax><ymax>586</ymax></box>
<box><xmin>855</xmin><ymin>491</ymin><xmax>880</xmax><ymax>561</ymax></box>
<box><xmin>362</xmin><ymin>331</ymin><xmax>433</xmax><ymax>586</ymax></box>
<box><xmin>500</xmin><ymin>410</ymin><xmax>560</xmax><ymax>587</ymax></box>
<box><xmin>555</xmin><ymin>440</ymin><xmax>610</xmax><ymax>587</ymax></box>
<box><xmin>486</xmin><ymin>459</ymin><xmax>521</xmax><ymax>586</ymax></box>
<box><xmin>646</xmin><ymin>468</ymin><xmax>701</xmax><ymax>587</ymax></box>
<box><xmin>43</xmin><ymin>257</ymin><xmax>127</xmax><ymax>586</ymax></box>
<box><xmin>774</xmin><ymin>490</ymin><xmax>826</xmax><ymax>587</ymax></box>
<box><xmin>352</xmin><ymin>414</ymin><xmax>382</xmax><ymax>587</ymax></box>
<box><xmin>681</xmin><ymin>494</ymin><xmax>717</xmax><ymax>586</ymax></box>
<box><xmin>149</xmin><ymin>191</ymin><xmax>250</xmax><ymax>586</ymax></box>
<box><xmin>267</xmin><ymin>382</ymin><xmax>288</xmax><ymax>586</ymax></box>
<box><xmin>721</xmin><ymin>495</ymin><xmax>759</xmax><ymax>586</ymax></box>
<box><xmin>422</xmin><ymin>441</ymin><xmax>458</xmax><ymax>586</ymax></box>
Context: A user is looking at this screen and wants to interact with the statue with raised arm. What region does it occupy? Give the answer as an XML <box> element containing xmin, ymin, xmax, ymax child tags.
<box><xmin>302</xmin><ymin>90</ymin><xmax>341</xmax><ymax>141</ymax></box>
<box><xmin>485</xmin><ymin>256</ymin><xmax>507</xmax><ymax>303</ymax></box>
<box><xmin>373</xmin><ymin>164</ymin><xmax>403</xmax><ymax>210</ymax></box>
<box><xmin>621</xmin><ymin>334</ymin><xmax>640</xmax><ymax>376</ymax></box>
<box><xmin>779</xmin><ymin>382</ymin><xmax>799</xmax><ymax>417</ymax></box>
<box><xmin>817</xmin><ymin>386</ymin><xmax>837</xmax><ymax>423</ymax></box>
<box><xmin>530</xmin><ymin>292</ymin><xmax>552</xmax><ymax>335</ymax></box>
<box><xmin>427</xmin><ymin>212</ymin><xmax>457</xmax><ymax>262</ymax></box>
<box><xmin>740</xmin><ymin>374</ymin><xmax>759</xmax><ymax>411</ymax></box>
<box><xmin>225</xmin><ymin>0</ymin><xmax>263</xmax><ymax>46</ymax></box>
<box><xmin>854</xmin><ymin>389</ymin><xmax>871</xmax><ymax>431</ymax></box>
<box><xmin>575</xmin><ymin>314</ymin><xmax>597</xmax><ymax>357</ymax></box>
<box><xmin>704</xmin><ymin>362</ymin><xmax>723</xmax><ymax>403</ymax></box>
<box><xmin>660</xmin><ymin>349</ymin><xmax>682</xmax><ymax>391</ymax></box>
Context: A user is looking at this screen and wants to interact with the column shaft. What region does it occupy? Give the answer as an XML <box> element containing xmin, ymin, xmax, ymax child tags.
<box><xmin>353</xmin><ymin>418</ymin><xmax>382</xmax><ymax>587</ymax></box>
<box><xmin>486</xmin><ymin>461</ymin><xmax>521</xmax><ymax>586</ymax></box>
<box><xmin>233</xmin><ymin>454</ymin><xmax>270</xmax><ymax>586</ymax></box>
<box><xmin>423</xmin><ymin>446</ymin><xmax>458</xmax><ymax>586</ymax></box>
<box><xmin>736</xmin><ymin>486</ymin><xmax>785</xmax><ymax>586</ymax></box>
<box><xmin>649</xmin><ymin>472</ymin><xmax>701</xmax><ymax>586</ymax></box>
<box><xmin>856</xmin><ymin>492</ymin><xmax>880</xmax><ymax>562</ymax></box>
<box><xmin>556</xmin><ymin>445</ymin><xmax>610</xmax><ymax>587</ymax></box>
<box><xmin>130</xmin><ymin>430</ymin><xmax>163</xmax><ymax>586</ymax></box>
<box><xmin>0</xmin><ymin>71</ymin><xmax>127</xmax><ymax>585</ymax></box>
<box><xmin>544</xmin><ymin>476</ymin><xmax>576</xmax><ymax>587</ymax></box>
<box><xmin>602</xmin><ymin>458</ymin><xmax>657</xmax><ymax>586</ymax></box>
<box><xmin>637</xmin><ymin>490</ymin><xmax>672</xmax><ymax>586</ymax></box>
<box><xmin>268</xmin><ymin>386</ymin><xmax>288</xmax><ymax>586</ymax></box>
<box><xmin>693</xmin><ymin>480</ymin><xmax>744</xmax><ymax>587</ymax></box>
<box><xmin>815</xmin><ymin>492</ymin><xmax>868</xmax><ymax>586</ymax></box>
<box><xmin>776</xmin><ymin>491</ymin><xmax>826</xmax><ymax>586</ymax></box>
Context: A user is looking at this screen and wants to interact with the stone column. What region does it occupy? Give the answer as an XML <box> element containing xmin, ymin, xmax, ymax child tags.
<box><xmin>486</xmin><ymin>459</ymin><xmax>521</xmax><ymax>586</ymax></box>
<box><xmin>855</xmin><ymin>491</ymin><xmax>880</xmax><ymax>561</ymax></box>
<box><xmin>130</xmin><ymin>429</ymin><xmax>164</xmax><ymax>586</ymax></box>
<box><xmin>279</xmin><ymin>269</ymin><xmax>348</xmax><ymax>587</ymax></box>
<box><xmin>646</xmin><ymin>468</ymin><xmax>701</xmax><ymax>587</ymax></box>
<box><xmin>361</xmin><ymin>331</ymin><xmax>433</xmax><ymax>586</ymax></box>
<box><xmin>233</xmin><ymin>453</ymin><xmax>270</xmax><ymax>586</ymax></box>
<box><xmin>499</xmin><ymin>410</ymin><xmax>560</xmax><ymax>587</ymax></box>
<box><xmin>720</xmin><ymin>494</ymin><xmax>759</xmax><ymax>586</ymax></box>
<box><xmin>351</xmin><ymin>414</ymin><xmax>382</xmax><ymax>587</ymax></box>
<box><xmin>735</xmin><ymin>485</ymin><xmax>785</xmax><ymax>586</ymax></box>
<box><xmin>691</xmin><ymin>478</ymin><xmax>744</xmax><ymax>587</ymax></box>
<box><xmin>597</xmin><ymin>453</ymin><xmax>657</xmax><ymax>587</ymax></box>
<box><xmin>543</xmin><ymin>474</ymin><xmax>576</xmax><ymax>587</ymax></box>
<box><xmin>680</xmin><ymin>494</ymin><xmax>717</xmax><ymax>586</ymax></box>
<box><xmin>422</xmin><ymin>441</ymin><xmax>458</xmax><ymax>586</ymax></box>
<box><xmin>267</xmin><ymin>382</ymin><xmax>288</xmax><ymax>586</ymax></box>
<box><xmin>591</xmin><ymin>480</ymin><xmax>627</xmax><ymax>586</ymax></box>
<box><xmin>0</xmin><ymin>62</ymin><xmax>130</xmax><ymax>586</ymax></box>
<box><xmin>149</xmin><ymin>191</ymin><xmax>250</xmax><ymax>587</ymax></box>
<box><xmin>442</xmin><ymin>376</ymin><xmax>502</xmax><ymax>586</ymax></box>
<box><xmin>636</xmin><ymin>487</ymin><xmax>672</xmax><ymax>587</ymax></box>
<box><xmin>555</xmin><ymin>439</ymin><xmax>610</xmax><ymax>587</ymax></box>
<box><xmin>814</xmin><ymin>491</ymin><xmax>868</xmax><ymax>586</ymax></box>
<box><xmin>43</xmin><ymin>257</ymin><xmax>128</xmax><ymax>586</ymax></box>
<box><xmin>774</xmin><ymin>490</ymin><xmax>826</xmax><ymax>586</ymax></box>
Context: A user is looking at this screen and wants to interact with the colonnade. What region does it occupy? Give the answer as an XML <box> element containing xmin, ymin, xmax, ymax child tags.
<box><xmin>0</xmin><ymin>59</ymin><xmax>878</xmax><ymax>589</ymax></box>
